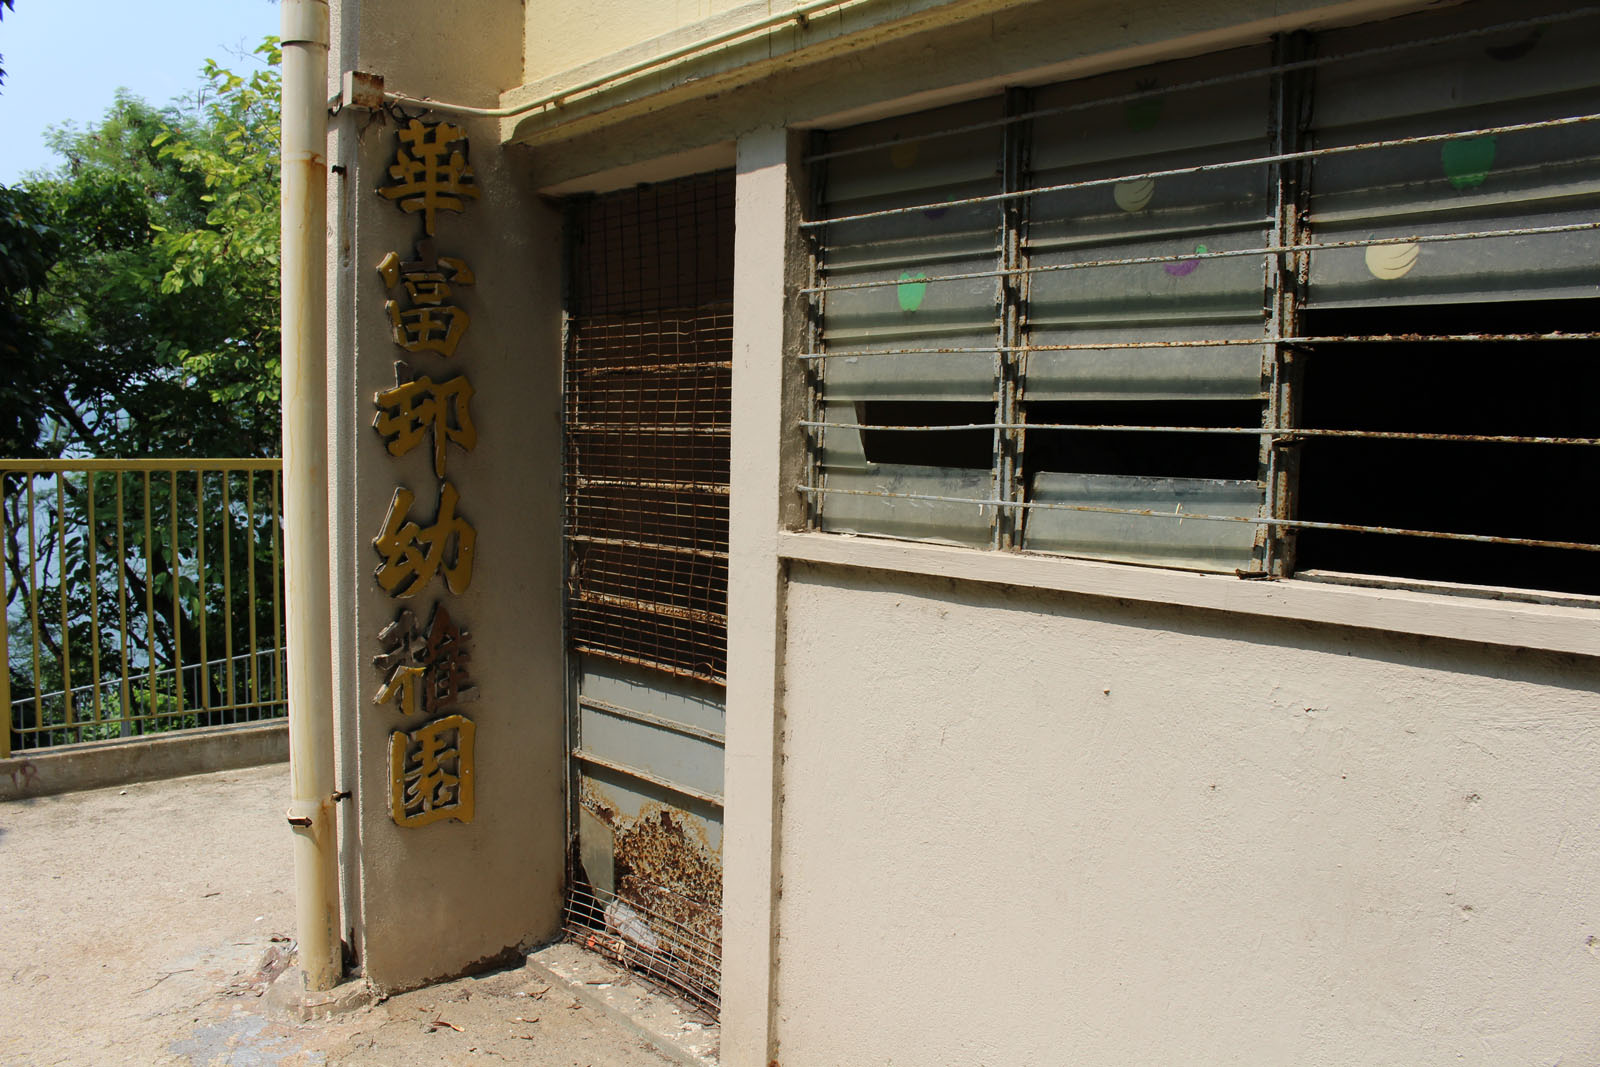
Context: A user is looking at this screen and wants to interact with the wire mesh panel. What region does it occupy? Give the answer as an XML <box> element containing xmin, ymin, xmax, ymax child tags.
<box><xmin>565</xmin><ymin>172</ymin><xmax>734</xmax><ymax>683</ymax></box>
<box><xmin>564</xmin><ymin>171</ymin><xmax>733</xmax><ymax>1015</ymax></box>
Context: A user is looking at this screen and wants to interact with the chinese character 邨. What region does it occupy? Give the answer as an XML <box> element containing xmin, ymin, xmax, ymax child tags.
<box><xmin>373</xmin><ymin>364</ymin><xmax>478</xmax><ymax>478</ymax></box>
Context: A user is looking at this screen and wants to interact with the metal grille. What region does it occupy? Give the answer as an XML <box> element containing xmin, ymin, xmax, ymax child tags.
<box><xmin>563</xmin><ymin>881</ymin><xmax>722</xmax><ymax>1014</ymax></box>
<box><xmin>800</xmin><ymin>1</ymin><xmax>1600</xmax><ymax>596</ymax></box>
<box><xmin>2</xmin><ymin>460</ymin><xmax>286</xmax><ymax>755</ymax></box>
<box><xmin>565</xmin><ymin>172</ymin><xmax>734</xmax><ymax>683</ymax></box>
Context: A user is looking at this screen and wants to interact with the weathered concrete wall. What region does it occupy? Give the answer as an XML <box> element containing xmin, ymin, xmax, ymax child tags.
<box><xmin>330</xmin><ymin>0</ymin><xmax>567</xmax><ymax>993</ymax></box>
<box><xmin>0</xmin><ymin>722</ymin><xmax>287</xmax><ymax>801</ymax></box>
<box><xmin>773</xmin><ymin>564</ymin><xmax>1600</xmax><ymax>1065</ymax></box>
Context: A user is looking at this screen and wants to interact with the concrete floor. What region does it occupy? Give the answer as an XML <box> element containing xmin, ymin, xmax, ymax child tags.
<box><xmin>0</xmin><ymin>762</ymin><xmax>711</xmax><ymax>1066</ymax></box>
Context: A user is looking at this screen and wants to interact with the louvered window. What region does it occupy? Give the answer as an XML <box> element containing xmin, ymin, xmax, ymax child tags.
<box><xmin>800</xmin><ymin>0</ymin><xmax>1600</xmax><ymax>596</ymax></box>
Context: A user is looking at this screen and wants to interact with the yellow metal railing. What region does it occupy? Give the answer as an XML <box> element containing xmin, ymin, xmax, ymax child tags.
<box><xmin>1</xmin><ymin>459</ymin><xmax>286</xmax><ymax>756</ymax></box>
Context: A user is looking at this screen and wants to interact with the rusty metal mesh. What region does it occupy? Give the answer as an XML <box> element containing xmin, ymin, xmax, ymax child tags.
<box><xmin>563</xmin><ymin>881</ymin><xmax>722</xmax><ymax>1015</ymax></box>
<box><xmin>565</xmin><ymin>172</ymin><xmax>733</xmax><ymax>684</ymax></box>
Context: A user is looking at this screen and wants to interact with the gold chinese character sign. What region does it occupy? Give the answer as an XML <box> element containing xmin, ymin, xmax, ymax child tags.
<box><xmin>390</xmin><ymin>713</ymin><xmax>476</xmax><ymax>827</ymax></box>
<box><xmin>372</xmin><ymin>481</ymin><xmax>477</xmax><ymax>597</ymax></box>
<box><xmin>377</xmin><ymin>241</ymin><xmax>474</xmax><ymax>357</ymax></box>
<box><xmin>374</xmin><ymin>363</ymin><xmax>478</xmax><ymax>478</ymax></box>
<box><xmin>373</xmin><ymin>603</ymin><xmax>479</xmax><ymax>717</ymax></box>
<box><xmin>378</xmin><ymin>119</ymin><xmax>479</xmax><ymax>236</ymax></box>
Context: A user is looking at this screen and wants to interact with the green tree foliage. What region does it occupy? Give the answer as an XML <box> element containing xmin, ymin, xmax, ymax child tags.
<box><xmin>0</xmin><ymin>182</ymin><xmax>61</xmax><ymax>453</ymax></box>
<box><xmin>3</xmin><ymin>38</ymin><xmax>281</xmax><ymax>459</ymax></box>
<box><xmin>3</xmin><ymin>42</ymin><xmax>285</xmax><ymax>749</ymax></box>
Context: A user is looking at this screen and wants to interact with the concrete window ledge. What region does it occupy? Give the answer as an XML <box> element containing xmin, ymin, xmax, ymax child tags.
<box><xmin>777</xmin><ymin>531</ymin><xmax>1600</xmax><ymax>658</ymax></box>
<box><xmin>1</xmin><ymin>720</ymin><xmax>288</xmax><ymax>801</ymax></box>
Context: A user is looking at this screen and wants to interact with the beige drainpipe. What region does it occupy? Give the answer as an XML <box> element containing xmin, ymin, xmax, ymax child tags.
<box><xmin>280</xmin><ymin>0</ymin><xmax>341</xmax><ymax>993</ymax></box>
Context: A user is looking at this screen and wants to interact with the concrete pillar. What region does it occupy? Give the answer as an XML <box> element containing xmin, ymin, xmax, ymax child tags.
<box><xmin>722</xmin><ymin>125</ymin><xmax>806</xmax><ymax>1067</ymax></box>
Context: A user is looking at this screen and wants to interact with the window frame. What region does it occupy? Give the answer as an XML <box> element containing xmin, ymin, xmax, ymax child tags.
<box><xmin>793</xmin><ymin>3</ymin><xmax>1600</xmax><ymax>606</ymax></box>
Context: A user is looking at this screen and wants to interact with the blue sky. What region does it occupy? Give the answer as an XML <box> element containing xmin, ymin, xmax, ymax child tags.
<box><xmin>0</xmin><ymin>0</ymin><xmax>280</xmax><ymax>183</ymax></box>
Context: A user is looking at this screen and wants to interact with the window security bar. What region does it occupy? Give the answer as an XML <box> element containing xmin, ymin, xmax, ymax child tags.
<box><xmin>800</xmin><ymin>112</ymin><xmax>1600</xmax><ymax>232</ymax></box>
<box><xmin>800</xmin><ymin>6</ymin><xmax>1600</xmax><ymax>165</ymax></box>
<box><xmin>800</xmin><ymin>219</ymin><xmax>1600</xmax><ymax>296</ymax></box>
<box><xmin>801</xmin><ymin>0</ymin><xmax>1600</xmax><ymax>591</ymax></box>
<box><xmin>794</xmin><ymin>484</ymin><xmax>1600</xmax><ymax>554</ymax></box>
<box><xmin>799</xmin><ymin>334</ymin><xmax>1600</xmax><ymax>359</ymax></box>
<box><xmin>799</xmin><ymin>422</ymin><xmax>1600</xmax><ymax>447</ymax></box>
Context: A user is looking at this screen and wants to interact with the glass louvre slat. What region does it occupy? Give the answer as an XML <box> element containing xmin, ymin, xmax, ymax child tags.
<box><xmin>1024</xmin><ymin>48</ymin><xmax>1273</xmax><ymax>407</ymax></box>
<box><xmin>816</xmin><ymin>98</ymin><xmax>1006</xmax><ymax>543</ymax></box>
<box><xmin>1021</xmin><ymin>472</ymin><xmax>1261</xmax><ymax>569</ymax></box>
<box><xmin>1307</xmin><ymin>3</ymin><xmax>1600</xmax><ymax>306</ymax></box>
<box><xmin>818</xmin><ymin>466</ymin><xmax>997</xmax><ymax>547</ymax></box>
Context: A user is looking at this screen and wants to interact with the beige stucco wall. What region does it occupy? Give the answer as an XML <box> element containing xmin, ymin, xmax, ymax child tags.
<box><xmin>774</xmin><ymin>564</ymin><xmax>1600</xmax><ymax>1064</ymax></box>
<box><xmin>329</xmin><ymin>0</ymin><xmax>567</xmax><ymax>993</ymax></box>
<box><xmin>523</xmin><ymin>0</ymin><xmax>751</xmax><ymax>82</ymax></box>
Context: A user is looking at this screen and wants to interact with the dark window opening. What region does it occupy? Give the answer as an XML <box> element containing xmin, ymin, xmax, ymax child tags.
<box><xmin>1023</xmin><ymin>400</ymin><xmax>1263</xmax><ymax>482</ymax></box>
<box><xmin>1296</xmin><ymin>299</ymin><xmax>1600</xmax><ymax>595</ymax></box>
<box><xmin>857</xmin><ymin>401</ymin><xmax>994</xmax><ymax>469</ymax></box>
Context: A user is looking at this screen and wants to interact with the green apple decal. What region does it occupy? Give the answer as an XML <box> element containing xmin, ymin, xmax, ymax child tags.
<box><xmin>897</xmin><ymin>271</ymin><xmax>929</xmax><ymax>312</ymax></box>
<box><xmin>1442</xmin><ymin>135</ymin><xmax>1496</xmax><ymax>190</ymax></box>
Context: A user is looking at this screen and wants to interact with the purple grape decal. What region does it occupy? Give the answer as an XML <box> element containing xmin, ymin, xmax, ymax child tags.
<box><xmin>1164</xmin><ymin>244</ymin><xmax>1207</xmax><ymax>277</ymax></box>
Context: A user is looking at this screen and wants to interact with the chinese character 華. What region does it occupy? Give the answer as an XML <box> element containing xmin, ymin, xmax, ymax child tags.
<box><xmin>377</xmin><ymin>120</ymin><xmax>479</xmax><ymax>235</ymax></box>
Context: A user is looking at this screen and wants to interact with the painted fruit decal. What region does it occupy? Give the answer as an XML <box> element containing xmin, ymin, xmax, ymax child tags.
<box><xmin>1164</xmin><ymin>244</ymin><xmax>1206</xmax><ymax>277</ymax></box>
<box><xmin>1365</xmin><ymin>242</ymin><xmax>1420</xmax><ymax>280</ymax></box>
<box><xmin>1114</xmin><ymin>178</ymin><xmax>1156</xmax><ymax>213</ymax></box>
<box><xmin>897</xmin><ymin>271</ymin><xmax>929</xmax><ymax>311</ymax></box>
<box><xmin>1441</xmin><ymin>135</ymin><xmax>1496</xmax><ymax>190</ymax></box>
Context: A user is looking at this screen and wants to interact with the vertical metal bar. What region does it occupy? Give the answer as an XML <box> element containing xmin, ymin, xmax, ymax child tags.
<box><xmin>195</xmin><ymin>470</ymin><xmax>209</xmax><ymax>716</ymax></box>
<box><xmin>1262</xmin><ymin>32</ymin><xmax>1314</xmax><ymax>577</ymax></box>
<box><xmin>270</xmin><ymin>468</ymin><xmax>283</xmax><ymax>706</ymax></box>
<box><xmin>144</xmin><ymin>471</ymin><xmax>156</xmax><ymax>725</ymax></box>
<box><xmin>222</xmin><ymin>470</ymin><xmax>235</xmax><ymax>718</ymax></box>
<box><xmin>87</xmin><ymin>473</ymin><xmax>102</xmax><ymax>725</ymax></box>
<box><xmin>116</xmin><ymin>474</ymin><xmax>131</xmax><ymax>738</ymax></box>
<box><xmin>246</xmin><ymin>470</ymin><xmax>260</xmax><ymax>713</ymax></box>
<box><xmin>54</xmin><ymin>472</ymin><xmax>73</xmax><ymax>733</ymax></box>
<box><xmin>803</xmin><ymin>131</ymin><xmax>828</xmax><ymax>532</ymax></box>
<box><xmin>27</xmin><ymin>476</ymin><xmax>41</xmax><ymax>738</ymax></box>
<box><xmin>171</xmin><ymin>470</ymin><xmax>184</xmax><ymax>718</ymax></box>
<box><xmin>996</xmin><ymin>88</ymin><xmax>1031</xmax><ymax>550</ymax></box>
<box><xmin>0</xmin><ymin>473</ymin><xmax>12</xmax><ymax>759</ymax></box>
